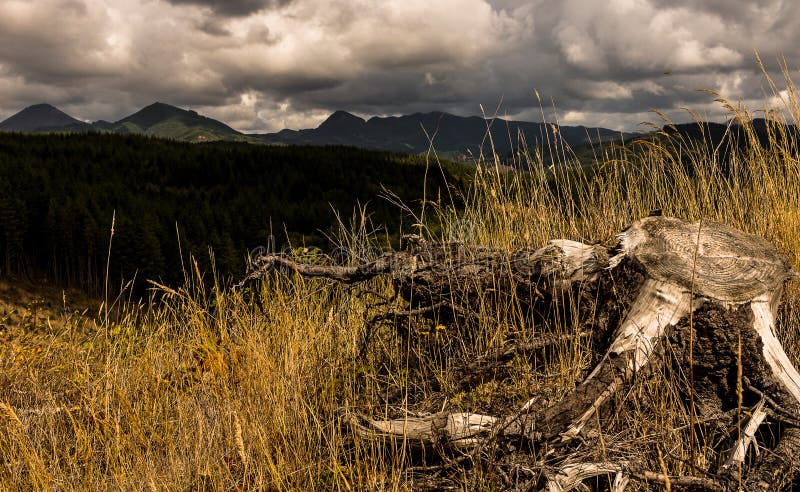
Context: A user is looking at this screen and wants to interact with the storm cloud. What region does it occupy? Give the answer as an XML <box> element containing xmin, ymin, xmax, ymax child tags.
<box><xmin>165</xmin><ymin>0</ymin><xmax>291</xmax><ymax>17</ymax></box>
<box><xmin>1</xmin><ymin>0</ymin><xmax>798</xmax><ymax>132</ymax></box>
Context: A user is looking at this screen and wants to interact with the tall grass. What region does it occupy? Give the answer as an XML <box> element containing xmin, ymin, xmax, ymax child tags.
<box><xmin>2</xmin><ymin>82</ymin><xmax>800</xmax><ymax>490</ymax></box>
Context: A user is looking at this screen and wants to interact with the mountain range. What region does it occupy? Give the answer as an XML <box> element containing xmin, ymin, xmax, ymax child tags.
<box><xmin>260</xmin><ymin>109</ymin><xmax>636</xmax><ymax>155</ymax></box>
<box><xmin>0</xmin><ymin>102</ymin><xmax>635</xmax><ymax>156</ymax></box>
<box><xmin>0</xmin><ymin>102</ymin><xmax>249</xmax><ymax>143</ymax></box>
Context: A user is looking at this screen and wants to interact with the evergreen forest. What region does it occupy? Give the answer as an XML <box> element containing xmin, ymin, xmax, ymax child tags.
<box><xmin>0</xmin><ymin>133</ymin><xmax>469</xmax><ymax>292</ymax></box>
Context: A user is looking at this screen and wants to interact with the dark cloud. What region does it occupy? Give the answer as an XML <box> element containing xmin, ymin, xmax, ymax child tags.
<box><xmin>0</xmin><ymin>0</ymin><xmax>799</xmax><ymax>132</ymax></box>
<box><xmin>165</xmin><ymin>0</ymin><xmax>291</xmax><ymax>16</ymax></box>
<box><xmin>196</xmin><ymin>18</ymin><xmax>231</xmax><ymax>36</ymax></box>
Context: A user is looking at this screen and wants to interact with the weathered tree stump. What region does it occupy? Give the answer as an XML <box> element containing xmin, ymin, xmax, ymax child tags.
<box><xmin>244</xmin><ymin>215</ymin><xmax>800</xmax><ymax>491</ymax></box>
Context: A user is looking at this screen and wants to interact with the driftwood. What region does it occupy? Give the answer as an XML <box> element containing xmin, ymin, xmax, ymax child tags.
<box><xmin>244</xmin><ymin>215</ymin><xmax>800</xmax><ymax>491</ymax></box>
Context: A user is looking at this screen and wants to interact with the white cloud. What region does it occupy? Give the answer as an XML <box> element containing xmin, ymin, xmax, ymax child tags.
<box><xmin>571</xmin><ymin>81</ymin><xmax>634</xmax><ymax>100</ymax></box>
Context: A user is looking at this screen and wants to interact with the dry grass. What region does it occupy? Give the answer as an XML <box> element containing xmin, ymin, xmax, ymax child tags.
<box><xmin>3</xmin><ymin>80</ymin><xmax>800</xmax><ymax>490</ymax></box>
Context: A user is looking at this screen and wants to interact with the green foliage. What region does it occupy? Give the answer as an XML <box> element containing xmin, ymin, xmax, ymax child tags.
<box><xmin>0</xmin><ymin>133</ymin><xmax>469</xmax><ymax>292</ymax></box>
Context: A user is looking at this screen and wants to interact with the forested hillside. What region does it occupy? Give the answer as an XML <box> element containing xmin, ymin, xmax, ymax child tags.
<box><xmin>0</xmin><ymin>133</ymin><xmax>469</xmax><ymax>292</ymax></box>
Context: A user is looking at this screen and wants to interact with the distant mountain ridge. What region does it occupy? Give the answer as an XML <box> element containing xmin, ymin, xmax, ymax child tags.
<box><xmin>0</xmin><ymin>102</ymin><xmax>247</xmax><ymax>143</ymax></box>
<box><xmin>0</xmin><ymin>102</ymin><xmax>637</xmax><ymax>153</ymax></box>
<box><xmin>261</xmin><ymin>110</ymin><xmax>637</xmax><ymax>155</ymax></box>
<box><xmin>112</xmin><ymin>102</ymin><xmax>245</xmax><ymax>142</ymax></box>
<box><xmin>0</xmin><ymin>103</ymin><xmax>91</xmax><ymax>133</ymax></box>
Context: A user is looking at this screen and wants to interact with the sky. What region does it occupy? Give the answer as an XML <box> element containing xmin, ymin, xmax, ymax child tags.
<box><xmin>1</xmin><ymin>0</ymin><xmax>798</xmax><ymax>133</ymax></box>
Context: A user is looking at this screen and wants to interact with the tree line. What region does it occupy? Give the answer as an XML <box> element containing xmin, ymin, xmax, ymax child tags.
<box><xmin>0</xmin><ymin>133</ymin><xmax>468</xmax><ymax>293</ymax></box>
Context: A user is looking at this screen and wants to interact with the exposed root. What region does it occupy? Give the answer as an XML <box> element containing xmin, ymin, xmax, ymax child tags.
<box><xmin>345</xmin><ymin>410</ymin><xmax>499</xmax><ymax>451</ymax></box>
<box><xmin>544</xmin><ymin>461</ymin><xmax>624</xmax><ymax>492</ymax></box>
<box><xmin>626</xmin><ymin>462</ymin><xmax>726</xmax><ymax>491</ymax></box>
<box><xmin>720</xmin><ymin>398</ymin><xmax>767</xmax><ymax>476</ymax></box>
<box><xmin>253</xmin><ymin>216</ymin><xmax>800</xmax><ymax>489</ymax></box>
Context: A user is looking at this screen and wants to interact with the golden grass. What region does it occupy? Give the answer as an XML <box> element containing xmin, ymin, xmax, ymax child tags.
<box><xmin>3</xmin><ymin>82</ymin><xmax>800</xmax><ymax>490</ymax></box>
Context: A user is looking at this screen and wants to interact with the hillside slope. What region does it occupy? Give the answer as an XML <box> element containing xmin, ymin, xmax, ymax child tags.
<box><xmin>109</xmin><ymin>102</ymin><xmax>248</xmax><ymax>142</ymax></box>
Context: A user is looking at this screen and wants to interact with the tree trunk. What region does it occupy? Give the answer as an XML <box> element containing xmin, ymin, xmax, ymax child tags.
<box><xmin>245</xmin><ymin>215</ymin><xmax>800</xmax><ymax>491</ymax></box>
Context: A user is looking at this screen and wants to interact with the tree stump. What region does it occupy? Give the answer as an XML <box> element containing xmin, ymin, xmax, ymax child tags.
<box><xmin>245</xmin><ymin>215</ymin><xmax>800</xmax><ymax>490</ymax></box>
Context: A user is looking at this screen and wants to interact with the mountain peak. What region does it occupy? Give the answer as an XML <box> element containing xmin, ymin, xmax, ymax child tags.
<box><xmin>0</xmin><ymin>103</ymin><xmax>88</xmax><ymax>132</ymax></box>
<box><xmin>143</xmin><ymin>101</ymin><xmax>183</xmax><ymax>112</ymax></box>
<box><xmin>318</xmin><ymin>111</ymin><xmax>366</xmax><ymax>131</ymax></box>
<box><xmin>26</xmin><ymin>103</ymin><xmax>59</xmax><ymax>111</ymax></box>
<box><xmin>124</xmin><ymin>102</ymin><xmax>186</xmax><ymax>121</ymax></box>
<box><xmin>114</xmin><ymin>102</ymin><xmax>240</xmax><ymax>139</ymax></box>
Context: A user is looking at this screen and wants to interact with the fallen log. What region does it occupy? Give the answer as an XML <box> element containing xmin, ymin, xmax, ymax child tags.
<box><xmin>246</xmin><ymin>215</ymin><xmax>799</xmax><ymax>490</ymax></box>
